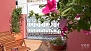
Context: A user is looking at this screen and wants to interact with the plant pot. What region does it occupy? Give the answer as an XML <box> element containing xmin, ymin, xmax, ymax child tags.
<box><xmin>67</xmin><ymin>30</ymin><xmax>91</xmax><ymax>51</ymax></box>
<box><xmin>12</xmin><ymin>32</ymin><xmax>23</xmax><ymax>45</ymax></box>
<box><xmin>50</xmin><ymin>43</ymin><xmax>65</xmax><ymax>50</ymax></box>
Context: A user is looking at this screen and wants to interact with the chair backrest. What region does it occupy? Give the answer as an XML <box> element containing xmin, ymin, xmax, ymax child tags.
<box><xmin>0</xmin><ymin>31</ymin><xmax>10</xmax><ymax>36</ymax></box>
<box><xmin>0</xmin><ymin>31</ymin><xmax>19</xmax><ymax>51</ymax></box>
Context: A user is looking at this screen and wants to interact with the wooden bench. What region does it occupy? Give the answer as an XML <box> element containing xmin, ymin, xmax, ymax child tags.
<box><xmin>0</xmin><ymin>31</ymin><xmax>30</xmax><ymax>51</ymax></box>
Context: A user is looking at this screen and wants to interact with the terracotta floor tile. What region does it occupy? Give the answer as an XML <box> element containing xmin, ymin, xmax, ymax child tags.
<box><xmin>24</xmin><ymin>39</ymin><xmax>66</xmax><ymax>51</ymax></box>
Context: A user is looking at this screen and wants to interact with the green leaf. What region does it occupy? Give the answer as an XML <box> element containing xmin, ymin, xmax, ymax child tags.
<box><xmin>77</xmin><ymin>27</ymin><xmax>81</xmax><ymax>32</ymax></box>
<box><xmin>61</xmin><ymin>7</ymin><xmax>72</xmax><ymax>16</ymax></box>
<box><xmin>72</xmin><ymin>5</ymin><xmax>82</xmax><ymax>14</ymax></box>
<box><xmin>62</xmin><ymin>0</ymin><xmax>68</xmax><ymax>5</ymax></box>
<box><xmin>29</xmin><ymin>10</ymin><xmax>34</xmax><ymax>17</ymax></box>
<box><xmin>39</xmin><ymin>4</ymin><xmax>46</xmax><ymax>8</ymax></box>
<box><xmin>78</xmin><ymin>20</ymin><xmax>90</xmax><ymax>31</ymax></box>
<box><xmin>39</xmin><ymin>18</ymin><xmax>44</xmax><ymax>24</ymax></box>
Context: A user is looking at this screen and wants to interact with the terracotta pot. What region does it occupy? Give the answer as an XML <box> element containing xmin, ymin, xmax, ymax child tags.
<box><xmin>12</xmin><ymin>32</ymin><xmax>23</xmax><ymax>45</ymax></box>
<box><xmin>50</xmin><ymin>43</ymin><xmax>65</xmax><ymax>50</ymax></box>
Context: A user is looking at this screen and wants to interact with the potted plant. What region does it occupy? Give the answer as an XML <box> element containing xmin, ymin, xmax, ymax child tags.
<box><xmin>11</xmin><ymin>7</ymin><xmax>23</xmax><ymax>45</ymax></box>
<box><xmin>29</xmin><ymin>0</ymin><xmax>91</xmax><ymax>37</ymax></box>
<box><xmin>49</xmin><ymin>37</ymin><xmax>66</xmax><ymax>50</ymax></box>
<box><xmin>28</xmin><ymin>0</ymin><xmax>91</xmax><ymax>51</ymax></box>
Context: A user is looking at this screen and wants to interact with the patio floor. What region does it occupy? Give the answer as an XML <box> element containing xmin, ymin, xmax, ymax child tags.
<box><xmin>24</xmin><ymin>39</ymin><xmax>66</xmax><ymax>51</ymax></box>
<box><xmin>25</xmin><ymin>39</ymin><xmax>42</xmax><ymax>51</ymax></box>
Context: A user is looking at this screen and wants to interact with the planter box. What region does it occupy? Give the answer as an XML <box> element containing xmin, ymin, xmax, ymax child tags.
<box><xmin>50</xmin><ymin>44</ymin><xmax>64</xmax><ymax>50</ymax></box>
<box><xmin>12</xmin><ymin>32</ymin><xmax>23</xmax><ymax>45</ymax></box>
<box><xmin>67</xmin><ymin>30</ymin><xmax>91</xmax><ymax>51</ymax></box>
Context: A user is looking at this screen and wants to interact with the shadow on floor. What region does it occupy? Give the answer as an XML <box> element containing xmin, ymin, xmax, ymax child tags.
<box><xmin>35</xmin><ymin>40</ymin><xmax>66</xmax><ymax>51</ymax></box>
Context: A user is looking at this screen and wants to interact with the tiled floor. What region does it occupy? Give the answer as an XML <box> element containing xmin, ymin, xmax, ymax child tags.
<box><xmin>24</xmin><ymin>39</ymin><xmax>66</xmax><ymax>51</ymax></box>
<box><xmin>24</xmin><ymin>39</ymin><xmax>42</xmax><ymax>51</ymax></box>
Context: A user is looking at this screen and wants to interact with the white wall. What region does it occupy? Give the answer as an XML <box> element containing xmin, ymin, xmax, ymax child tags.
<box><xmin>27</xmin><ymin>2</ymin><xmax>47</xmax><ymax>15</ymax></box>
<box><xmin>18</xmin><ymin>0</ymin><xmax>27</xmax><ymax>5</ymax></box>
<box><xmin>17</xmin><ymin>1</ymin><xmax>47</xmax><ymax>14</ymax></box>
<box><xmin>17</xmin><ymin>1</ymin><xmax>60</xmax><ymax>34</ymax></box>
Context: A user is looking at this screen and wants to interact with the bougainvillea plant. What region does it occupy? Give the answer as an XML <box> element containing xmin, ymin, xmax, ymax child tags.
<box><xmin>29</xmin><ymin>0</ymin><xmax>91</xmax><ymax>38</ymax></box>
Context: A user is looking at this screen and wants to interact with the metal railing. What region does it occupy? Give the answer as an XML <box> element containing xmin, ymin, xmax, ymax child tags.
<box><xmin>26</xmin><ymin>17</ymin><xmax>60</xmax><ymax>40</ymax></box>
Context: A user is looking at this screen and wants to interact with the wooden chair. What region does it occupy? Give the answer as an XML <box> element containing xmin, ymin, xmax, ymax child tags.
<box><xmin>0</xmin><ymin>31</ymin><xmax>10</xmax><ymax>36</ymax></box>
<box><xmin>0</xmin><ymin>31</ymin><xmax>30</xmax><ymax>51</ymax></box>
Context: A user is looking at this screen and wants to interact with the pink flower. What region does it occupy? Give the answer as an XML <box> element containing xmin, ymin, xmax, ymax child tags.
<box><xmin>75</xmin><ymin>14</ymin><xmax>81</xmax><ymax>18</ymax></box>
<box><xmin>59</xmin><ymin>18</ymin><xmax>67</xmax><ymax>29</ymax></box>
<box><xmin>59</xmin><ymin>19</ymin><xmax>68</xmax><ymax>37</ymax></box>
<box><xmin>51</xmin><ymin>9</ymin><xmax>59</xmax><ymax>14</ymax></box>
<box><xmin>83</xmin><ymin>30</ymin><xmax>91</xmax><ymax>35</ymax></box>
<box><xmin>60</xmin><ymin>32</ymin><xmax>65</xmax><ymax>37</ymax></box>
<box><xmin>42</xmin><ymin>0</ymin><xmax>58</xmax><ymax>14</ymax></box>
<box><xmin>60</xmin><ymin>26</ymin><xmax>68</xmax><ymax>37</ymax></box>
<box><xmin>63</xmin><ymin>26</ymin><xmax>68</xmax><ymax>32</ymax></box>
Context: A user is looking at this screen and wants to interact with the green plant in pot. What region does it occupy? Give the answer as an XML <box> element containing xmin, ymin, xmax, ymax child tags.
<box><xmin>11</xmin><ymin>7</ymin><xmax>23</xmax><ymax>45</ymax></box>
<box><xmin>11</xmin><ymin>7</ymin><xmax>22</xmax><ymax>33</ymax></box>
<box><xmin>49</xmin><ymin>37</ymin><xmax>66</xmax><ymax>50</ymax></box>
